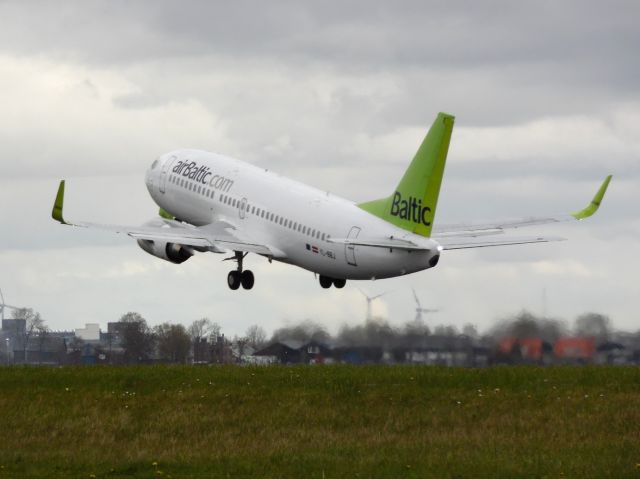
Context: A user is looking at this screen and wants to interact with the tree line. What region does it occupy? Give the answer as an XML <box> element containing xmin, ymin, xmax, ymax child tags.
<box><xmin>3</xmin><ymin>306</ymin><xmax>627</xmax><ymax>364</ymax></box>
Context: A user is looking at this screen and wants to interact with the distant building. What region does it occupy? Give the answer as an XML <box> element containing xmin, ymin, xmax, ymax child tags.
<box><xmin>496</xmin><ymin>337</ymin><xmax>553</xmax><ymax>364</ymax></box>
<box><xmin>254</xmin><ymin>341</ymin><xmax>303</xmax><ymax>364</ymax></box>
<box><xmin>12</xmin><ymin>336</ymin><xmax>67</xmax><ymax>365</ymax></box>
<box><xmin>394</xmin><ymin>335</ymin><xmax>479</xmax><ymax>366</ymax></box>
<box><xmin>554</xmin><ymin>337</ymin><xmax>596</xmax><ymax>363</ymax></box>
<box><xmin>595</xmin><ymin>342</ymin><xmax>627</xmax><ymax>365</ymax></box>
<box><xmin>2</xmin><ymin>318</ymin><xmax>25</xmax><ymax>334</ymax></box>
<box><xmin>300</xmin><ymin>340</ymin><xmax>332</xmax><ymax>364</ymax></box>
<box><xmin>75</xmin><ymin>323</ymin><xmax>100</xmax><ymax>341</ymax></box>
<box><xmin>332</xmin><ymin>346</ymin><xmax>383</xmax><ymax>365</ymax></box>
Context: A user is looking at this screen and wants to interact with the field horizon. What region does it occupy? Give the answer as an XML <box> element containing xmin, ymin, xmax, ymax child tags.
<box><xmin>0</xmin><ymin>365</ymin><xmax>638</xmax><ymax>478</ymax></box>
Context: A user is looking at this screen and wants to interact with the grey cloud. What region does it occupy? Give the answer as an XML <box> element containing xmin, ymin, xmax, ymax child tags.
<box><xmin>2</xmin><ymin>2</ymin><xmax>639</xmax><ymax>76</ymax></box>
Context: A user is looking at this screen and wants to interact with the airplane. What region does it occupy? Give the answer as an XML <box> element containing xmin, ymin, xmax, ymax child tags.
<box><xmin>52</xmin><ymin>112</ymin><xmax>611</xmax><ymax>291</ymax></box>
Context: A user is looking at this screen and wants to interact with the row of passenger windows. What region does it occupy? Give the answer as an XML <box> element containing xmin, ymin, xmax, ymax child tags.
<box><xmin>169</xmin><ymin>174</ymin><xmax>329</xmax><ymax>242</ymax></box>
<box><xmin>169</xmin><ymin>174</ymin><xmax>216</xmax><ymax>199</ymax></box>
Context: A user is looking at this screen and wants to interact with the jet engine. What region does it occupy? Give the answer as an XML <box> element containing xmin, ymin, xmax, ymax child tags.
<box><xmin>136</xmin><ymin>239</ymin><xmax>194</xmax><ymax>264</ymax></box>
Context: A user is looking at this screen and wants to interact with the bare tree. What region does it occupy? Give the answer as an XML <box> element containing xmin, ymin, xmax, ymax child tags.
<box><xmin>433</xmin><ymin>324</ymin><xmax>459</xmax><ymax>337</ymax></box>
<box><xmin>272</xmin><ymin>321</ymin><xmax>330</xmax><ymax>344</ymax></box>
<box><xmin>575</xmin><ymin>313</ymin><xmax>611</xmax><ymax>343</ymax></box>
<box><xmin>188</xmin><ymin>318</ymin><xmax>213</xmax><ymax>340</ymax></box>
<box><xmin>245</xmin><ymin>324</ymin><xmax>267</xmax><ymax>349</ymax></box>
<box><xmin>208</xmin><ymin>322</ymin><xmax>222</xmax><ymax>341</ymax></box>
<box><xmin>462</xmin><ymin>324</ymin><xmax>479</xmax><ymax>339</ymax></box>
<box><xmin>120</xmin><ymin>312</ymin><xmax>155</xmax><ymax>364</ymax></box>
<box><xmin>338</xmin><ymin>320</ymin><xmax>396</xmax><ymax>348</ymax></box>
<box><xmin>11</xmin><ymin>308</ymin><xmax>44</xmax><ymax>363</ymax></box>
<box><xmin>155</xmin><ymin>323</ymin><xmax>191</xmax><ymax>363</ymax></box>
<box><xmin>189</xmin><ymin>318</ymin><xmax>221</xmax><ymax>363</ymax></box>
<box><xmin>403</xmin><ymin>319</ymin><xmax>430</xmax><ymax>348</ymax></box>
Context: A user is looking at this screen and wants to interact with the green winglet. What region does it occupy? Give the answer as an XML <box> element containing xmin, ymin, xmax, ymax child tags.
<box><xmin>52</xmin><ymin>180</ymin><xmax>68</xmax><ymax>224</ymax></box>
<box><xmin>159</xmin><ymin>208</ymin><xmax>174</xmax><ymax>220</ymax></box>
<box><xmin>571</xmin><ymin>175</ymin><xmax>612</xmax><ymax>220</ymax></box>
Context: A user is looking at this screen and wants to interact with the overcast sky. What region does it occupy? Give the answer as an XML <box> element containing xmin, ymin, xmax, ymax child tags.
<box><xmin>1</xmin><ymin>1</ymin><xmax>638</xmax><ymax>337</ymax></box>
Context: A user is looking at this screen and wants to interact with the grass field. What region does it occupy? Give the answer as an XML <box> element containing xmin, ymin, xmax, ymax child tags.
<box><xmin>0</xmin><ymin>365</ymin><xmax>639</xmax><ymax>478</ymax></box>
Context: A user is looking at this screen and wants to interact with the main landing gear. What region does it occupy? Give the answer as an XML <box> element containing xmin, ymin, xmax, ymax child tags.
<box><xmin>319</xmin><ymin>275</ymin><xmax>346</xmax><ymax>289</ymax></box>
<box><xmin>226</xmin><ymin>251</ymin><xmax>254</xmax><ymax>290</ymax></box>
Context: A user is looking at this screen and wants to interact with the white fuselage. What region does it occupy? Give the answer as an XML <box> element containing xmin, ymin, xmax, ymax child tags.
<box><xmin>145</xmin><ymin>150</ymin><xmax>441</xmax><ymax>280</ymax></box>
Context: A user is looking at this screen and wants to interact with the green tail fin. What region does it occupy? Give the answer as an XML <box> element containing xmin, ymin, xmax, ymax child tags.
<box><xmin>358</xmin><ymin>112</ymin><xmax>454</xmax><ymax>237</ymax></box>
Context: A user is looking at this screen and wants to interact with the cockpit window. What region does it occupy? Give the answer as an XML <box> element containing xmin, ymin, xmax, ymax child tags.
<box><xmin>151</xmin><ymin>159</ymin><xmax>160</xmax><ymax>169</ymax></box>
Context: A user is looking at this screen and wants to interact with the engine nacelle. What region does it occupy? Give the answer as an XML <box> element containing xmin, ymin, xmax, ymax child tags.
<box><xmin>136</xmin><ymin>239</ymin><xmax>194</xmax><ymax>264</ymax></box>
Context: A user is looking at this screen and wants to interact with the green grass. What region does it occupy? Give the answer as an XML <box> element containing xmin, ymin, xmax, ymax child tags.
<box><xmin>0</xmin><ymin>365</ymin><xmax>639</xmax><ymax>478</ymax></box>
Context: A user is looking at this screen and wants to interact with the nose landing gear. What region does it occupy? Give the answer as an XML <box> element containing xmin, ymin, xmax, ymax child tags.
<box><xmin>226</xmin><ymin>251</ymin><xmax>254</xmax><ymax>290</ymax></box>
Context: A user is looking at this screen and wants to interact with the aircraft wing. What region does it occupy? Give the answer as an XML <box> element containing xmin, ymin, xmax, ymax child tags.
<box><xmin>432</xmin><ymin>175</ymin><xmax>611</xmax><ymax>242</ymax></box>
<box><xmin>51</xmin><ymin>180</ymin><xmax>279</xmax><ymax>258</ymax></box>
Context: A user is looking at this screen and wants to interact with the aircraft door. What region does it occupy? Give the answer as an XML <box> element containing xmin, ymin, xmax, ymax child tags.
<box><xmin>345</xmin><ymin>226</ymin><xmax>361</xmax><ymax>266</ymax></box>
<box><xmin>239</xmin><ymin>198</ymin><xmax>247</xmax><ymax>219</ymax></box>
<box><xmin>160</xmin><ymin>155</ymin><xmax>177</xmax><ymax>194</ymax></box>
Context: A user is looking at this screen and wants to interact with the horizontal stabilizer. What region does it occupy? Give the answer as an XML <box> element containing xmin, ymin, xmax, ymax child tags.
<box><xmin>328</xmin><ymin>237</ymin><xmax>431</xmax><ymax>251</ymax></box>
<box><xmin>437</xmin><ymin>235</ymin><xmax>565</xmax><ymax>250</ymax></box>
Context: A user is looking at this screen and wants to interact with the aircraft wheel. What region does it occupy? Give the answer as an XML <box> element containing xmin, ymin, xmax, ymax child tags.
<box><xmin>319</xmin><ymin>275</ymin><xmax>332</xmax><ymax>289</ymax></box>
<box><xmin>227</xmin><ymin>271</ymin><xmax>241</xmax><ymax>290</ymax></box>
<box><xmin>333</xmin><ymin>278</ymin><xmax>346</xmax><ymax>289</ymax></box>
<box><xmin>241</xmin><ymin>270</ymin><xmax>255</xmax><ymax>290</ymax></box>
